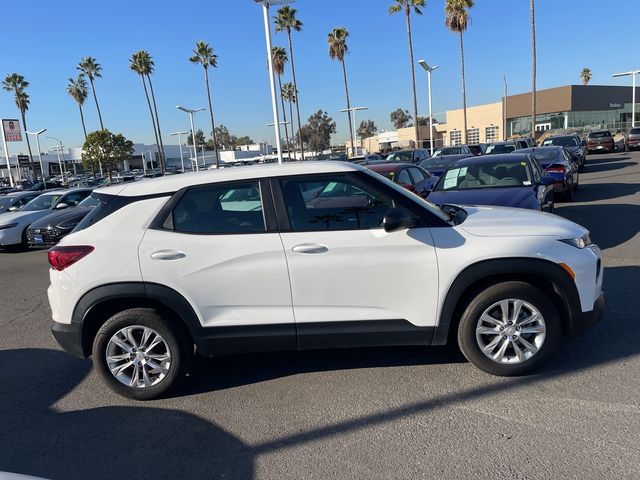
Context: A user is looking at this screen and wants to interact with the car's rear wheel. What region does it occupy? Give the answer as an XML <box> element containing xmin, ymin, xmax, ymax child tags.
<box><xmin>92</xmin><ymin>308</ymin><xmax>193</xmax><ymax>400</ymax></box>
<box><xmin>457</xmin><ymin>282</ymin><xmax>561</xmax><ymax>376</ymax></box>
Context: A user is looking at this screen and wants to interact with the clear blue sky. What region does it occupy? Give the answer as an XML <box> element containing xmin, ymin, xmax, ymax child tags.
<box><xmin>0</xmin><ymin>0</ymin><xmax>636</xmax><ymax>153</ymax></box>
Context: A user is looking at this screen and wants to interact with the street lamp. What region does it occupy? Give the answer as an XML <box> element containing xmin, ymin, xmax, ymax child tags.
<box><xmin>171</xmin><ymin>131</ymin><xmax>189</xmax><ymax>172</ymax></box>
<box><xmin>613</xmin><ymin>70</ymin><xmax>640</xmax><ymax>128</ymax></box>
<box><xmin>26</xmin><ymin>128</ymin><xmax>47</xmax><ymax>179</ymax></box>
<box><xmin>47</xmin><ymin>136</ymin><xmax>66</xmax><ymax>181</ymax></box>
<box><xmin>501</xmin><ymin>75</ymin><xmax>508</xmax><ymax>140</ymax></box>
<box><xmin>418</xmin><ymin>60</ymin><xmax>439</xmax><ymax>155</ymax></box>
<box><xmin>340</xmin><ymin>106</ymin><xmax>368</xmax><ymax>156</ymax></box>
<box><xmin>177</xmin><ymin>106</ymin><xmax>204</xmax><ymax>172</ymax></box>
<box><xmin>254</xmin><ymin>0</ymin><xmax>295</xmax><ymax>165</ymax></box>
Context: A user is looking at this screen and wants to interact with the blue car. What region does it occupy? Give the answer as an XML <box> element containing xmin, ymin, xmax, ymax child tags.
<box><xmin>426</xmin><ymin>154</ymin><xmax>555</xmax><ymax>213</ymax></box>
<box><xmin>519</xmin><ymin>146</ymin><xmax>579</xmax><ymax>202</ymax></box>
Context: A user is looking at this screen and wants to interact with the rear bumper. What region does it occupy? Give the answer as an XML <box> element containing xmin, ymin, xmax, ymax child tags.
<box><xmin>570</xmin><ymin>293</ymin><xmax>604</xmax><ymax>337</ymax></box>
<box><xmin>51</xmin><ymin>320</ymin><xmax>86</xmax><ymax>358</ymax></box>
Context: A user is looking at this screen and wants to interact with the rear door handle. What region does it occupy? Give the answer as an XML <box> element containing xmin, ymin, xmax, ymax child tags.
<box><xmin>150</xmin><ymin>250</ymin><xmax>186</xmax><ymax>261</ymax></box>
<box><xmin>292</xmin><ymin>243</ymin><xmax>329</xmax><ymax>254</ymax></box>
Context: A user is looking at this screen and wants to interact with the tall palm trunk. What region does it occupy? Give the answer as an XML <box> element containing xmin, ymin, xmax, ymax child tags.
<box><xmin>139</xmin><ymin>76</ymin><xmax>162</xmax><ymax>172</ymax></box>
<box><xmin>340</xmin><ymin>58</ymin><xmax>355</xmax><ymax>156</ymax></box>
<box><xmin>20</xmin><ymin>111</ymin><xmax>36</xmax><ymax>178</ymax></box>
<box><xmin>277</xmin><ymin>75</ymin><xmax>291</xmax><ymax>159</ymax></box>
<box><xmin>89</xmin><ymin>77</ymin><xmax>104</xmax><ymax>130</ymax></box>
<box><xmin>405</xmin><ymin>6</ymin><xmax>420</xmax><ymax>148</ymax></box>
<box><xmin>289</xmin><ymin>99</ymin><xmax>296</xmax><ymax>157</ymax></box>
<box><xmin>204</xmin><ymin>67</ymin><xmax>220</xmax><ymax>168</ymax></box>
<box><xmin>146</xmin><ymin>76</ymin><xmax>166</xmax><ymax>173</ymax></box>
<box><xmin>78</xmin><ymin>104</ymin><xmax>87</xmax><ymax>139</ymax></box>
<box><xmin>531</xmin><ymin>0</ymin><xmax>537</xmax><ymax>137</ymax></box>
<box><xmin>287</xmin><ymin>31</ymin><xmax>304</xmax><ymax>160</ymax></box>
<box><xmin>459</xmin><ymin>31</ymin><xmax>468</xmax><ymax>144</ymax></box>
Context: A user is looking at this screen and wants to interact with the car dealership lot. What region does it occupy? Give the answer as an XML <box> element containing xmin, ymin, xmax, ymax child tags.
<box><xmin>1</xmin><ymin>152</ymin><xmax>639</xmax><ymax>479</ymax></box>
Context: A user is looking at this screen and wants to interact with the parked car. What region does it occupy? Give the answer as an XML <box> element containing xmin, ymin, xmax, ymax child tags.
<box><xmin>627</xmin><ymin>127</ymin><xmax>640</xmax><ymax>151</ymax></box>
<box><xmin>28</xmin><ymin>180</ymin><xmax>66</xmax><ymax>191</ymax></box>
<box><xmin>26</xmin><ymin>194</ymin><xmax>99</xmax><ymax>247</ymax></box>
<box><xmin>0</xmin><ymin>186</ymin><xmax>17</xmax><ymax>196</ymax></box>
<box><xmin>349</xmin><ymin>154</ymin><xmax>385</xmax><ymax>166</ymax></box>
<box><xmin>586</xmin><ymin>130</ymin><xmax>614</xmax><ymax>154</ymax></box>
<box><xmin>0</xmin><ymin>188</ymin><xmax>92</xmax><ymax>248</ymax></box>
<box><xmin>541</xmin><ymin>134</ymin><xmax>587</xmax><ymax>172</ymax></box>
<box><xmin>386</xmin><ymin>148</ymin><xmax>431</xmax><ymax>164</ymax></box>
<box><xmin>0</xmin><ymin>191</ymin><xmax>41</xmax><ymax>214</ymax></box>
<box><xmin>468</xmin><ymin>144</ymin><xmax>487</xmax><ymax>156</ymax></box>
<box><xmin>485</xmin><ymin>141</ymin><xmax>520</xmax><ymax>154</ymax></box>
<box><xmin>432</xmin><ymin>145</ymin><xmax>473</xmax><ymax>159</ymax></box>
<box><xmin>519</xmin><ymin>147</ymin><xmax>579</xmax><ymax>201</ymax></box>
<box><xmin>418</xmin><ymin>155</ymin><xmax>461</xmax><ymax>177</ymax></box>
<box><xmin>367</xmin><ymin>163</ymin><xmax>438</xmax><ymax>197</ymax></box>
<box><xmin>427</xmin><ymin>154</ymin><xmax>555</xmax><ymax>213</ymax></box>
<box><xmin>48</xmin><ymin>162</ymin><xmax>603</xmax><ymax>399</ymax></box>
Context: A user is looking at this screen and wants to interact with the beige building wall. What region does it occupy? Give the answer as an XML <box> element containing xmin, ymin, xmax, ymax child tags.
<box><xmin>445</xmin><ymin>101</ymin><xmax>504</xmax><ymax>144</ymax></box>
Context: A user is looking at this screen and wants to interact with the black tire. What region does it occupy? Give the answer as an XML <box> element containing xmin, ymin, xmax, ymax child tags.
<box><xmin>457</xmin><ymin>281</ymin><xmax>561</xmax><ymax>376</ymax></box>
<box><xmin>92</xmin><ymin>308</ymin><xmax>193</xmax><ymax>400</ymax></box>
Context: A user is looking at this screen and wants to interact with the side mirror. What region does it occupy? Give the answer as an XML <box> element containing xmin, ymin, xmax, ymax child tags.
<box><xmin>383</xmin><ymin>208</ymin><xmax>414</xmax><ymax>233</ymax></box>
<box><xmin>8</xmin><ymin>206</ymin><xmax>19</xmax><ymax>212</ymax></box>
<box><xmin>55</xmin><ymin>202</ymin><xmax>69</xmax><ymax>210</ymax></box>
<box><xmin>540</xmin><ymin>176</ymin><xmax>556</xmax><ymax>186</ymax></box>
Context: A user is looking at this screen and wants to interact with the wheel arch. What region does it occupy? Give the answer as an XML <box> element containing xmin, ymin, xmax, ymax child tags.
<box><xmin>432</xmin><ymin>258</ymin><xmax>581</xmax><ymax>346</ymax></box>
<box><xmin>72</xmin><ymin>282</ymin><xmax>202</xmax><ymax>357</ymax></box>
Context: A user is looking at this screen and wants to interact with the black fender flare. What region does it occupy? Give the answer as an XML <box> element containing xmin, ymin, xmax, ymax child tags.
<box><xmin>431</xmin><ymin>258</ymin><xmax>581</xmax><ymax>345</ymax></box>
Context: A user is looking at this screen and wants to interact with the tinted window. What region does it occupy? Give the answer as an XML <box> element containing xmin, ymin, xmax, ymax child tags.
<box><xmin>542</xmin><ymin>136</ymin><xmax>578</xmax><ymax>147</ymax></box>
<box><xmin>588</xmin><ymin>131</ymin><xmax>612</xmax><ymax>138</ymax></box>
<box><xmin>172</xmin><ymin>182</ymin><xmax>265</xmax><ymax>234</ymax></box>
<box><xmin>60</xmin><ymin>191</ymin><xmax>90</xmax><ymax>207</ymax></box>
<box><xmin>409</xmin><ymin>167</ymin><xmax>426</xmax><ymax>182</ymax></box>
<box><xmin>280</xmin><ymin>175</ymin><xmax>393</xmax><ymax>231</ymax></box>
<box><xmin>21</xmin><ymin>194</ymin><xmax>62</xmax><ymax>211</ymax></box>
<box><xmin>485</xmin><ymin>144</ymin><xmax>516</xmax><ymax>154</ymax></box>
<box><xmin>397</xmin><ymin>169</ymin><xmax>412</xmax><ymax>185</ymax></box>
<box><xmin>0</xmin><ymin>196</ymin><xmax>16</xmax><ymax>211</ymax></box>
<box><xmin>630</xmin><ymin>128</ymin><xmax>640</xmax><ymax>135</ymax></box>
<box><xmin>387</xmin><ymin>151</ymin><xmax>415</xmax><ymax>162</ymax></box>
<box><xmin>73</xmin><ymin>193</ymin><xmax>144</xmax><ymax>233</ymax></box>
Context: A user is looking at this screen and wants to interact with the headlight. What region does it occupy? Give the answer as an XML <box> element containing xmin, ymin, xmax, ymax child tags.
<box><xmin>560</xmin><ymin>233</ymin><xmax>592</xmax><ymax>249</ymax></box>
<box><xmin>0</xmin><ymin>223</ymin><xmax>18</xmax><ymax>230</ymax></box>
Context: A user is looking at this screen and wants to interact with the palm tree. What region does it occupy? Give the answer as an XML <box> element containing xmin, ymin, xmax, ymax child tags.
<box><xmin>445</xmin><ymin>0</ymin><xmax>473</xmax><ymax>145</ymax></box>
<box><xmin>130</xmin><ymin>50</ymin><xmax>163</xmax><ymax>172</ymax></box>
<box><xmin>272</xmin><ymin>46</ymin><xmax>291</xmax><ymax>158</ymax></box>
<box><xmin>2</xmin><ymin>73</ymin><xmax>35</xmax><ymax>177</ymax></box>
<box><xmin>531</xmin><ymin>0</ymin><xmax>537</xmax><ymax>137</ymax></box>
<box><xmin>190</xmin><ymin>40</ymin><xmax>220</xmax><ymax>168</ymax></box>
<box><xmin>67</xmin><ymin>75</ymin><xmax>89</xmax><ymax>139</ymax></box>
<box><xmin>77</xmin><ymin>56</ymin><xmax>104</xmax><ymax>130</ymax></box>
<box><xmin>275</xmin><ymin>6</ymin><xmax>304</xmax><ymax>160</ymax></box>
<box><xmin>328</xmin><ymin>27</ymin><xmax>356</xmax><ymax>156</ymax></box>
<box><xmin>282</xmin><ymin>82</ymin><xmax>297</xmax><ymax>154</ymax></box>
<box><xmin>141</xmin><ymin>51</ymin><xmax>166</xmax><ymax>172</ymax></box>
<box><xmin>580</xmin><ymin>67</ymin><xmax>592</xmax><ymax>86</ymax></box>
<box><xmin>389</xmin><ymin>0</ymin><xmax>425</xmax><ymax>148</ymax></box>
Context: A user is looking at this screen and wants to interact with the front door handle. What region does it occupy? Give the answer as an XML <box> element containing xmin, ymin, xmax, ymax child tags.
<box><xmin>150</xmin><ymin>250</ymin><xmax>186</xmax><ymax>261</ymax></box>
<box><xmin>292</xmin><ymin>243</ymin><xmax>329</xmax><ymax>254</ymax></box>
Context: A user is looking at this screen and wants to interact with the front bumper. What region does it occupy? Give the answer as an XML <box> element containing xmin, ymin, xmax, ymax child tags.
<box><xmin>0</xmin><ymin>227</ymin><xmax>22</xmax><ymax>246</ymax></box>
<box><xmin>570</xmin><ymin>293</ymin><xmax>605</xmax><ymax>337</ymax></box>
<box><xmin>51</xmin><ymin>320</ymin><xmax>86</xmax><ymax>358</ymax></box>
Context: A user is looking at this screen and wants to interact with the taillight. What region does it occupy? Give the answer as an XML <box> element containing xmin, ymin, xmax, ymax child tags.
<box><xmin>546</xmin><ymin>165</ymin><xmax>566</xmax><ymax>174</ymax></box>
<box><xmin>48</xmin><ymin>245</ymin><xmax>94</xmax><ymax>271</ymax></box>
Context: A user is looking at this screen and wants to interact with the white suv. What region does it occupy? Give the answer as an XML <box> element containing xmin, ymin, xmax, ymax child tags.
<box><xmin>48</xmin><ymin>162</ymin><xmax>604</xmax><ymax>400</ymax></box>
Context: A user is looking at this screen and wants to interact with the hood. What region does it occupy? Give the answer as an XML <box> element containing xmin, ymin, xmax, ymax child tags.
<box><xmin>564</xmin><ymin>145</ymin><xmax>581</xmax><ymax>155</ymax></box>
<box><xmin>0</xmin><ymin>209</ymin><xmax>47</xmax><ymax>226</ymax></box>
<box><xmin>459</xmin><ymin>205</ymin><xmax>586</xmax><ymax>238</ymax></box>
<box><xmin>29</xmin><ymin>207</ymin><xmax>92</xmax><ymax>229</ymax></box>
<box><xmin>428</xmin><ymin>187</ymin><xmax>536</xmax><ymax>209</ymax></box>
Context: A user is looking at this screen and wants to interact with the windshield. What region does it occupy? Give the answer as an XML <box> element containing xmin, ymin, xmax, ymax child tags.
<box><xmin>630</xmin><ymin>128</ymin><xmax>640</xmax><ymax>135</ymax></box>
<box><xmin>543</xmin><ymin>136</ymin><xmax>578</xmax><ymax>147</ymax></box>
<box><xmin>435</xmin><ymin>161</ymin><xmax>533</xmax><ymax>191</ymax></box>
<box><xmin>387</xmin><ymin>151</ymin><xmax>414</xmax><ymax>162</ymax></box>
<box><xmin>485</xmin><ymin>144</ymin><xmax>516</xmax><ymax>154</ymax></box>
<box><xmin>21</xmin><ymin>194</ymin><xmax>62</xmax><ymax>211</ymax></box>
<box><xmin>528</xmin><ymin>150</ymin><xmax>561</xmax><ymax>163</ymax></box>
<box><xmin>78</xmin><ymin>195</ymin><xmax>100</xmax><ymax>208</ymax></box>
<box><xmin>0</xmin><ymin>196</ymin><xmax>17</xmax><ymax>211</ymax></box>
<box><xmin>420</xmin><ymin>157</ymin><xmax>456</xmax><ymax>170</ymax></box>
<box><xmin>432</xmin><ymin>147</ymin><xmax>459</xmax><ymax>157</ymax></box>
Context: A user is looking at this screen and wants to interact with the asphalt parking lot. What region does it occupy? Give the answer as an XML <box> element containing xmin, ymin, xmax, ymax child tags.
<box><xmin>1</xmin><ymin>152</ymin><xmax>639</xmax><ymax>480</ymax></box>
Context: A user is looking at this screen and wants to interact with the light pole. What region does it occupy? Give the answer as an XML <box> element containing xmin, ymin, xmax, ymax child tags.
<box><xmin>613</xmin><ymin>70</ymin><xmax>640</xmax><ymax>128</ymax></box>
<box><xmin>177</xmin><ymin>106</ymin><xmax>204</xmax><ymax>172</ymax></box>
<box><xmin>47</xmin><ymin>136</ymin><xmax>67</xmax><ymax>181</ymax></box>
<box><xmin>502</xmin><ymin>75</ymin><xmax>508</xmax><ymax>140</ymax></box>
<box><xmin>26</xmin><ymin>128</ymin><xmax>47</xmax><ymax>180</ymax></box>
<box><xmin>171</xmin><ymin>131</ymin><xmax>189</xmax><ymax>172</ymax></box>
<box><xmin>267</xmin><ymin>121</ymin><xmax>291</xmax><ymax>160</ymax></box>
<box><xmin>255</xmin><ymin>0</ymin><xmax>294</xmax><ymax>165</ymax></box>
<box><xmin>418</xmin><ymin>60</ymin><xmax>439</xmax><ymax>155</ymax></box>
<box><xmin>340</xmin><ymin>106</ymin><xmax>368</xmax><ymax>156</ymax></box>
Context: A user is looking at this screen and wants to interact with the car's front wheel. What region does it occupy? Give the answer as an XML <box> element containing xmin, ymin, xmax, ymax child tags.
<box><xmin>92</xmin><ymin>308</ymin><xmax>193</xmax><ymax>400</ymax></box>
<box><xmin>457</xmin><ymin>282</ymin><xmax>561</xmax><ymax>376</ymax></box>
